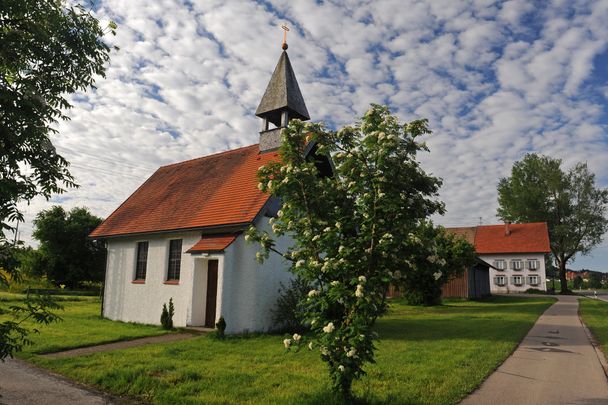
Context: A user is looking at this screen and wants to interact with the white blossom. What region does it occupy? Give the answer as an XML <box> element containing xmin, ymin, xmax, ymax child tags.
<box><xmin>320</xmin><ymin>347</ymin><xmax>329</xmax><ymax>356</ymax></box>
<box><xmin>257</xmin><ymin>182</ymin><xmax>264</xmax><ymax>190</ymax></box>
<box><xmin>244</xmin><ymin>234</ymin><xmax>252</xmax><ymax>242</ymax></box>
<box><xmin>312</xmin><ymin>235</ymin><xmax>320</xmax><ymax>242</ymax></box>
<box><xmin>267</xmin><ymin>180</ymin><xmax>274</xmax><ymax>190</ymax></box>
<box><xmin>296</xmin><ymin>259</ymin><xmax>305</xmax><ymax>268</ymax></box>
<box><xmin>272</xmin><ymin>224</ymin><xmax>280</xmax><ymax>233</ymax></box>
<box><xmin>255</xmin><ymin>252</ymin><xmax>263</xmax><ymax>262</ymax></box>
<box><xmin>308</xmin><ymin>342</ymin><xmax>314</xmax><ymax>350</ymax></box>
<box><xmin>335</xmin><ymin>222</ymin><xmax>342</xmax><ymax>229</ymax></box>
<box><xmin>283</xmin><ymin>339</ymin><xmax>291</xmax><ymax>348</ymax></box>
<box><xmin>338</xmin><ymin>245</ymin><xmax>346</xmax><ymax>253</ymax></box>
<box><xmin>338</xmin><ymin>365</ymin><xmax>345</xmax><ymax>372</ymax></box>
<box><xmin>308</xmin><ymin>289</ymin><xmax>319</xmax><ymax>297</ymax></box>
<box><xmin>293</xmin><ymin>333</ymin><xmax>301</xmax><ymax>342</ymax></box>
<box><xmin>330</xmin><ymin>280</ymin><xmax>340</xmax><ymax>286</ymax></box>
<box><xmin>346</xmin><ymin>348</ymin><xmax>357</xmax><ymax>358</ymax></box>
<box><xmin>355</xmin><ymin>284</ymin><xmax>364</xmax><ymax>298</ymax></box>
<box><xmin>358</xmin><ymin>275</ymin><xmax>366</xmax><ymax>283</ymax></box>
<box><xmin>321</xmin><ymin>261</ymin><xmax>330</xmax><ymax>272</ymax></box>
<box><xmin>323</xmin><ymin>322</ymin><xmax>335</xmax><ymax>333</ymax></box>
<box><xmin>277</xmin><ymin>210</ymin><xmax>284</xmax><ymax>218</ymax></box>
<box><xmin>433</xmin><ymin>271</ymin><xmax>443</xmax><ymax>281</ymax></box>
<box><xmin>323</xmin><ymin>227</ymin><xmax>331</xmax><ymax>233</ymax></box>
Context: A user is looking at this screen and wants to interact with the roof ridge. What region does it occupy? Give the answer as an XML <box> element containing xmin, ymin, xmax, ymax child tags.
<box><xmin>159</xmin><ymin>143</ymin><xmax>260</xmax><ymax>169</ymax></box>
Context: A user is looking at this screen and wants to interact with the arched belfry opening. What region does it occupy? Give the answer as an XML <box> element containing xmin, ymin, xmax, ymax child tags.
<box><xmin>256</xmin><ymin>39</ymin><xmax>309</xmax><ymax>152</ymax></box>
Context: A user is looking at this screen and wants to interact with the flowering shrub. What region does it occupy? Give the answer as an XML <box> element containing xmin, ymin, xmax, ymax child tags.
<box><xmin>247</xmin><ymin>105</ymin><xmax>473</xmax><ymax>399</ymax></box>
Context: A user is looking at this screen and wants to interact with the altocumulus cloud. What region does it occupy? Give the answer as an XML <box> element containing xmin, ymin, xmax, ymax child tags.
<box><xmin>16</xmin><ymin>0</ymin><xmax>608</xmax><ymax>270</ymax></box>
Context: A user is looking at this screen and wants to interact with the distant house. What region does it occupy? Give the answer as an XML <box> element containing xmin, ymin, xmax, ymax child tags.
<box><xmin>90</xmin><ymin>47</ymin><xmax>331</xmax><ymax>333</ymax></box>
<box><xmin>447</xmin><ymin>222</ymin><xmax>551</xmax><ymax>293</ymax></box>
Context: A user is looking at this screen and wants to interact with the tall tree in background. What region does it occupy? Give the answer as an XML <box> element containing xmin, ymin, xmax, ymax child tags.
<box><xmin>0</xmin><ymin>0</ymin><xmax>113</xmax><ymax>360</ymax></box>
<box><xmin>33</xmin><ymin>206</ymin><xmax>104</xmax><ymax>288</ymax></box>
<box><xmin>497</xmin><ymin>154</ymin><xmax>608</xmax><ymax>294</ymax></box>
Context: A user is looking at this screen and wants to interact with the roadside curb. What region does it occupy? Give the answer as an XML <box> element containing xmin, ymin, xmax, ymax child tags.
<box><xmin>577</xmin><ymin>296</ymin><xmax>608</xmax><ymax>382</ymax></box>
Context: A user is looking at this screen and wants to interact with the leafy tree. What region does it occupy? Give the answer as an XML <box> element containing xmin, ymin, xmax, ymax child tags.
<box><xmin>32</xmin><ymin>206</ymin><xmax>104</xmax><ymax>288</ymax></box>
<box><xmin>497</xmin><ymin>154</ymin><xmax>608</xmax><ymax>294</ymax></box>
<box><xmin>588</xmin><ymin>272</ymin><xmax>603</xmax><ymax>289</ymax></box>
<box><xmin>0</xmin><ymin>0</ymin><xmax>113</xmax><ymax>359</ymax></box>
<box><xmin>400</xmin><ymin>224</ymin><xmax>477</xmax><ymax>306</ymax></box>
<box><xmin>573</xmin><ymin>275</ymin><xmax>584</xmax><ymax>290</ymax></box>
<box><xmin>247</xmin><ymin>105</ymin><xmax>474</xmax><ymax>399</ymax></box>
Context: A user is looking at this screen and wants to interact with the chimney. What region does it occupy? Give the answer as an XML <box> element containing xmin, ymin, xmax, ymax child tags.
<box><xmin>505</xmin><ymin>221</ymin><xmax>511</xmax><ymax>236</ymax></box>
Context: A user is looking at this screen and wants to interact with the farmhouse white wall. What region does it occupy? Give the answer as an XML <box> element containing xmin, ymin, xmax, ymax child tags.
<box><xmin>103</xmin><ymin>217</ymin><xmax>293</xmax><ymax>333</ymax></box>
<box><xmin>478</xmin><ymin>253</ymin><xmax>547</xmax><ymax>293</ymax></box>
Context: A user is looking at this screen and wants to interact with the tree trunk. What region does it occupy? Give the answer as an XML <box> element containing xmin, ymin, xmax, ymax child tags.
<box><xmin>558</xmin><ymin>257</ymin><xmax>568</xmax><ymax>294</ymax></box>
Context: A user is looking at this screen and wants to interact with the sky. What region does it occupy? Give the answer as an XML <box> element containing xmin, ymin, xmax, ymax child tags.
<box><xmin>15</xmin><ymin>0</ymin><xmax>608</xmax><ymax>271</ymax></box>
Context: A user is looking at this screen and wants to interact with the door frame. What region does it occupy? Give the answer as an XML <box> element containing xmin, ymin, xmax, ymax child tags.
<box><xmin>189</xmin><ymin>255</ymin><xmax>223</xmax><ymax>327</ymax></box>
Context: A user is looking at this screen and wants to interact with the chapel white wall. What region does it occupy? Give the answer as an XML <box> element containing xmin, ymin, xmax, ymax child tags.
<box><xmin>103</xmin><ymin>231</ymin><xmax>201</xmax><ymax>327</ymax></box>
<box><xmin>478</xmin><ymin>252</ymin><xmax>547</xmax><ymax>293</ymax></box>
<box><xmin>218</xmin><ymin>217</ymin><xmax>294</xmax><ymax>334</ymax></box>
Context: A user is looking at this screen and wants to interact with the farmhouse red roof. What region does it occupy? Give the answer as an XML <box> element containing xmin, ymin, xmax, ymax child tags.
<box><xmin>448</xmin><ymin>222</ymin><xmax>550</xmax><ymax>254</ymax></box>
<box><xmin>89</xmin><ymin>144</ymin><xmax>279</xmax><ymax>238</ymax></box>
<box><xmin>187</xmin><ymin>234</ymin><xmax>239</xmax><ymax>253</ymax></box>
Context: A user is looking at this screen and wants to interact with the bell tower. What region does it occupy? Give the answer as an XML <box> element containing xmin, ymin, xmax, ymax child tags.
<box><xmin>256</xmin><ymin>25</ymin><xmax>309</xmax><ymax>152</ymax></box>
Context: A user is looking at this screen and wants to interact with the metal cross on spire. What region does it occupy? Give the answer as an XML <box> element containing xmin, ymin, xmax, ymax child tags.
<box><xmin>281</xmin><ymin>23</ymin><xmax>289</xmax><ymax>50</ymax></box>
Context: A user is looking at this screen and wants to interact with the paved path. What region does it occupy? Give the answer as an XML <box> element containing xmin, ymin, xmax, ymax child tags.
<box><xmin>461</xmin><ymin>295</ymin><xmax>608</xmax><ymax>405</ymax></box>
<box><xmin>0</xmin><ymin>358</ymin><xmax>112</xmax><ymax>405</ymax></box>
<box><xmin>43</xmin><ymin>332</ymin><xmax>196</xmax><ymax>359</ymax></box>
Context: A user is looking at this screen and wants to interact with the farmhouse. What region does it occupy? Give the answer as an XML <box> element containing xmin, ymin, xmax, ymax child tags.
<box><xmin>447</xmin><ymin>222</ymin><xmax>551</xmax><ymax>293</ymax></box>
<box><xmin>90</xmin><ymin>46</ymin><xmax>330</xmax><ymax>333</ymax></box>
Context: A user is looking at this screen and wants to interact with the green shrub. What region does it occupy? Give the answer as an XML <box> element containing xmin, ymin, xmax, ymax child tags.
<box><xmin>214</xmin><ymin>316</ymin><xmax>226</xmax><ymax>339</ymax></box>
<box><xmin>161</xmin><ymin>298</ymin><xmax>174</xmax><ymax>330</ymax></box>
<box><xmin>271</xmin><ymin>277</ymin><xmax>310</xmax><ymax>333</ymax></box>
<box><xmin>525</xmin><ymin>288</ymin><xmax>545</xmax><ymax>294</ymax></box>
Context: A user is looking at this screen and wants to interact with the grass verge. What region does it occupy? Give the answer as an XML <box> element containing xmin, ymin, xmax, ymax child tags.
<box><xmin>0</xmin><ymin>295</ymin><xmax>169</xmax><ymax>357</ymax></box>
<box><xmin>579</xmin><ymin>297</ymin><xmax>608</xmax><ymax>358</ymax></box>
<box><xmin>27</xmin><ymin>296</ymin><xmax>554</xmax><ymax>404</ymax></box>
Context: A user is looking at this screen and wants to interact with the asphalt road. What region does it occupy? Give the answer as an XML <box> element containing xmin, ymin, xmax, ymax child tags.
<box><xmin>461</xmin><ymin>295</ymin><xmax>608</xmax><ymax>405</ymax></box>
<box><xmin>0</xmin><ymin>358</ymin><xmax>112</xmax><ymax>405</ymax></box>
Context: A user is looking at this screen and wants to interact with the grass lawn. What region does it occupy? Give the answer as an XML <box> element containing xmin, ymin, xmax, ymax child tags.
<box><xmin>578</xmin><ymin>297</ymin><xmax>608</xmax><ymax>357</ymax></box>
<box><xmin>0</xmin><ymin>294</ymin><xmax>169</xmax><ymax>357</ymax></box>
<box><xmin>27</xmin><ymin>296</ymin><xmax>554</xmax><ymax>404</ymax></box>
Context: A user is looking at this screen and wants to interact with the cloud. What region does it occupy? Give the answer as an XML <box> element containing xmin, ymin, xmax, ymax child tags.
<box><xmin>14</xmin><ymin>0</ymin><xmax>608</xmax><ymax>269</ymax></box>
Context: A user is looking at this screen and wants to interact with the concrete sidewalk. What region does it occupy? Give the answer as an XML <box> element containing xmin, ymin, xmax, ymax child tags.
<box><xmin>461</xmin><ymin>295</ymin><xmax>608</xmax><ymax>405</ymax></box>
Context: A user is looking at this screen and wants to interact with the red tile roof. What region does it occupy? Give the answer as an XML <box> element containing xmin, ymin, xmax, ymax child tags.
<box><xmin>448</xmin><ymin>222</ymin><xmax>550</xmax><ymax>254</ymax></box>
<box><xmin>474</xmin><ymin>222</ymin><xmax>550</xmax><ymax>254</ymax></box>
<box><xmin>186</xmin><ymin>234</ymin><xmax>239</xmax><ymax>253</ymax></box>
<box><xmin>90</xmin><ymin>144</ymin><xmax>279</xmax><ymax>238</ymax></box>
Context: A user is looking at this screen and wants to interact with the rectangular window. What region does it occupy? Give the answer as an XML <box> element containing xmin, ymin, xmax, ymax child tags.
<box><xmin>135</xmin><ymin>241</ymin><xmax>148</xmax><ymax>280</ymax></box>
<box><xmin>494</xmin><ymin>260</ymin><xmax>506</xmax><ymax>270</ymax></box>
<box><xmin>167</xmin><ymin>239</ymin><xmax>182</xmax><ymax>281</ymax></box>
<box><xmin>511</xmin><ymin>260</ymin><xmax>523</xmax><ymax>271</ymax></box>
<box><xmin>528</xmin><ymin>275</ymin><xmax>539</xmax><ymax>285</ymax></box>
<box><xmin>512</xmin><ymin>275</ymin><xmax>523</xmax><ymax>286</ymax></box>
<box><xmin>527</xmin><ymin>259</ymin><xmax>539</xmax><ymax>270</ymax></box>
<box><xmin>494</xmin><ymin>275</ymin><xmax>506</xmax><ymax>286</ymax></box>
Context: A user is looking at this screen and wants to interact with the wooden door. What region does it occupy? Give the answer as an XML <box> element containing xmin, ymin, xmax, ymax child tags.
<box><xmin>204</xmin><ymin>260</ymin><xmax>218</xmax><ymax>328</ymax></box>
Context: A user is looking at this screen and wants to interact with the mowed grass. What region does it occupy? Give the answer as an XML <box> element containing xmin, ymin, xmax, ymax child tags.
<box><xmin>0</xmin><ymin>294</ymin><xmax>168</xmax><ymax>356</ymax></box>
<box><xmin>29</xmin><ymin>296</ymin><xmax>554</xmax><ymax>404</ymax></box>
<box><xmin>579</xmin><ymin>297</ymin><xmax>608</xmax><ymax>356</ymax></box>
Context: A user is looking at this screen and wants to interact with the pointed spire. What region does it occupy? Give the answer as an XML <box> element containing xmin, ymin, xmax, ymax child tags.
<box><xmin>255</xmin><ymin>50</ymin><xmax>310</xmax><ymax>127</ymax></box>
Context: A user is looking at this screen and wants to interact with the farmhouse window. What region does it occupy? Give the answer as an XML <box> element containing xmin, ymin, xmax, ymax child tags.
<box><xmin>134</xmin><ymin>241</ymin><xmax>148</xmax><ymax>280</ymax></box>
<box><xmin>528</xmin><ymin>275</ymin><xmax>539</xmax><ymax>285</ymax></box>
<box><xmin>494</xmin><ymin>260</ymin><xmax>506</xmax><ymax>270</ymax></box>
<box><xmin>494</xmin><ymin>275</ymin><xmax>506</xmax><ymax>286</ymax></box>
<box><xmin>511</xmin><ymin>275</ymin><xmax>524</xmax><ymax>286</ymax></box>
<box><xmin>527</xmin><ymin>259</ymin><xmax>539</xmax><ymax>270</ymax></box>
<box><xmin>511</xmin><ymin>259</ymin><xmax>523</xmax><ymax>271</ymax></box>
<box><xmin>167</xmin><ymin>239</ymin><xmax>182</xmax><ymax>281</ymax></box>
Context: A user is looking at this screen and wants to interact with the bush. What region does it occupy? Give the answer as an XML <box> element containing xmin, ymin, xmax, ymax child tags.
<box><xmin>160</xmin><ymin>298</ymin><xmax>174</xmax><ymax>330</ymax></box>
<box><xmin>214</xmin><ymin>316</ymin><xmax>226</xmax><ymax>339</ymax></box>
<box><xmin>271</xmin><ymin>277</ymin><xmax>310</xmax><ymax>333</ymax></box>
<box><xmin>525</xmin><ymin>288</ymin><xmax>545</xmax><ymax>294</ymax></box>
